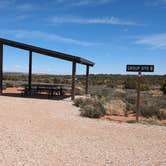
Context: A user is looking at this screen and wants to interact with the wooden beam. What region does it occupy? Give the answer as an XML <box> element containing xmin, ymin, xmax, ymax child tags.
<box><xmin>71</xmin><ymin>61</ymin><xmax>76</xmax><ymax>100</ymax></box>
<box><xmin>0</xmin><ymin>43</ymin><xmax>3</xmax><ymax>95</ymax></box>
<box><xmin>85</xmin><ymin>65</ymin><xmax>89</xmax><ymax>95</ymax></box>
<box><xmin>28</xmin><ymin>51</ymin><xmax>32</xmax><ymax>93</ymax></box>
<box><xmin>0</xmin><ymin>38</ymin><xmax>94</xmax><ymax>66</ymax></box>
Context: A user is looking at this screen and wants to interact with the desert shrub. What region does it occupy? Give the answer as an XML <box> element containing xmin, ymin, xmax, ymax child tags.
<box><xmin>53</xmin><ymin>77</ymin><xmax>60</xmax><ymax>84</ymax></box>
<box><xmin>5</xmin><ymin>82</ymin><xmax>14</xmax><ymax>87</ymax></box>
<box><xmin>125</xmin><ymin>92</ymin><xmax>136</xmax><ymax>105</ymax></box>
<box><xmin>125</xmin><ymin>79</ymin><xmax>149</xmax><ymax>91</ymax></box>
<box><xmin>80</xmin><ymin>98</ymin><xmax>95</xmax><ymax>108</ymax></box>
<box><xmin>75</xmin><ymin>88</ymin><xmax>84</xmax><ymax>95</ymax></box>
<box><xmin>126</xmin><ymin>102</ymin><xmax>135</xmax><ymax>112</ymax></box>
<box><xmin>140</xmin><ymin>105</ymin><xmax>159</xmax><ymax>118</ymax></box>
<box><xmin>140</xmin><ymin>84</ymin><xmax>149</xmax><ymax>91</ymax></box>
<box><xmin>43</xmin><ymin>78</ymin><xmax>52</xmax><ymax>83</ymax></box>
<box><xmin>114</xmin><ymin>91</ymin><xmax>126</xmax><ymax>99</ymax></box>
<box><xmin>89</xmin><ymin>86</ymin><xmax>111</xmax><ymax>97</ymax></box>
<box><xmin>157</xmin><ymin>109</ymin><xmax>166</xmax><ymax>120</ymax></box>
<box><xmin>80</xmin><ymin>99</ymin><xmax>106</xmax><ymax>118</ymax></box>
<box><xmin>155</xmin><ymin>96</ymin><xmax>166</xmax><ymax>108</ymax></box>
<box><xmin>161</xmin><ymin>83</ymin><xmax>166</xmax><ymax>94</ymax></box>
<box><xmin>124</xmin><ymin>79</ymin><xmax>136</xmax><ymax>89</ymax></box>
<box><xmin>140</xmin><ymin>94</ymin><xmax>166</xmax><ymax>120</ymax></box>
<box><xmin>73</xmin><ymin>98</ymin><xmax>85</xmax><ymax>107</ymax></box>
<box><xmin>73</xmin><ymin>98</ymin><xmax>94</xmax><ymax>108</ymax></box>
<box><xmin>126</xmin><ymin>120</ymin><xmax>136</xmax><ymax>123</ymax></box>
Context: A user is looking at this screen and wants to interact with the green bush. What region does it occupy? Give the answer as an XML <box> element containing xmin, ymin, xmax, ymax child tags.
<box><xmin>161</xmin><ymin>83</ymin><xmax>166</xmax><ymax>94</ymax></box>
<box><xmin>140</xmin><ymin>104</ymin><xmax>166</xmax><ymax>120</ymax></box>
<box><xmin>140</xmin><ymin>105</ymin><xmax>158</xmax><ymax>118</ymax></box>
<box><xmin>80</xmin><ymin>99</ymin><xmax>106</xmax><ymax>118</ymax></box>
<box><xmin>75</xmin><ymin>88</ymin><xmax>84</xmax><ymax>95</ymax></box>
<box><xmin>157</xmin><ymin>109</ymin><xmax>166</xmax><ymax>120</ymax></box>
<box><xmin>73</xmin><ymin>98</ymin><xmax>85</xmax><ymax>107</ymax></box>
<box><xmin>125</xmin><ymin>92</ymin><xmax>136</xmax><ymax>105</ymax></box>
<box><xmin>73</xmin><ymin>98</ymin><xmax>94</xmax><ymax>108</ymax></box>
<box><xmin>140</xmin><ymin>84</ymin><xmax>149</xmax><ymax>91</ymax></box>
<box><xmin>126</xmin><ymin>120</ymin><xmax>136</xmax><ymax>123</ymax></box>
<box><xmin>139</xmin><ymin>94</ymin><xmax>166</xmax><ymax>120</ymax></box>
<box><xmin>80</xmin><ymin>98</ymin><xmax>95</xmax><ymax>108</ymax></box>
<box><xmin>124</xmin><ymin>79</ymin><xmax>136</xmax><ymax>89</ymax></box>
<box><xmin>125</xmin><ymin>79</ymin><xmax>149</xmax><ymax>91</ymax></box>
<box><xmin>126</xmin><ymin>102</ymin><xmax>135</xmax><ymax>112</ymax></box>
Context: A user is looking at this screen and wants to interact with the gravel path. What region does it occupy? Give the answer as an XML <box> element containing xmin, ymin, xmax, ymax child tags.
<box><xmin>0</xmin><ymin>96</ymin><xmax>165</xmax><ymax>166</ymax></box>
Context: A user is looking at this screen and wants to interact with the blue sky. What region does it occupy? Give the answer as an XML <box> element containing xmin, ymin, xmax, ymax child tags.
<box><xmin>0</xmin><ymin>0</ymin><xmax>166</xmax><ymax>75</ymax></box>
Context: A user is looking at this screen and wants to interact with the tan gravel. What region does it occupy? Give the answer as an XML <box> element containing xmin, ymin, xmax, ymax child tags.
<box><xmin>0</xmin><ymin>96</ymin><xmax>166</xmax><ymax>166</ymax></box>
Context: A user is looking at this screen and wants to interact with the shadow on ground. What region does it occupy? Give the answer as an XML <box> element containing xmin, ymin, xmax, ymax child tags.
<box><xmin>2</xmin><ymin>93</ymin><xmax>70</xmax><ymax>101</ymax></box>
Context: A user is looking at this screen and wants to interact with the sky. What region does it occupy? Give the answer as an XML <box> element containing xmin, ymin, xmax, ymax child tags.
<box><xmin>0</xmin><ymin>0</ymin><xmax>166</xmax><ymax>75</ymax></box>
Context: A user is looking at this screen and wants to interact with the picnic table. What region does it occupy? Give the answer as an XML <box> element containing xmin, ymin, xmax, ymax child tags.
<box><xmin>22</xmin><ymin>83</ymin><xmax>68</xmax><ymax>98</ymax></box>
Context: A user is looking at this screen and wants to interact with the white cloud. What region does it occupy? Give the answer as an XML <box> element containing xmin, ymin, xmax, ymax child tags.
<box><xmin>52</xmin><ymin>16</ymin><xmax>139</xmax><ymax>26</ymax></box>
<box><xmin>16</xmin><ymin>3</ymin><xmax>35</xmax><ymax>12</ymax></box>
<box><xmin>147</xmin><ymin>0</ymin><xmax>166</xmax><ymax>6</ymax></box>
<box><xmin>0</xmin><ymin>29</ymin><xmax>98</xmax><ymax>47</ymax></box>
<box><xmin>51</xmin><ymin>0</ymin><xmax>112</xmax><ymax>7</ymax></box>
<box><xmin>0</xmin><ymin>0</ymin><xmax>14</xmax><ymax>8</ymax></box>
<box><xmin>0</xmin><ymin>1</ymin><xmax>36</xmax><ymax>12</ymax></box>
<box><xmin>68</xmin><ymin>0</ymin><xmax>112</xmax><ymax>7</ymax></box>
<box><xmin>0</xmin><ymin>0</ymin><xmax>113</xmax><ymax>12</ymax></box>
<box><xmin>135</xmin><ymin>33</ymin><xmax>166</xmax><ymax>48</ymax></box>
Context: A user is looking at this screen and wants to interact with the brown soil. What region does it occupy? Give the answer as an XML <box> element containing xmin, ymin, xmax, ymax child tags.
<box><xmin>102</xmin><ymin>114</ymin><xmax>136</xmax><ymax>122</ymax></box>
<box><xmin>102</xmin><ymin>114</ymin><xmax>166</xmax><ymax>125</ymax></box>
<box><xmin>3</xmin><ymin>87</ymin><xmax>23</xmax><ymax>94</ymax></box>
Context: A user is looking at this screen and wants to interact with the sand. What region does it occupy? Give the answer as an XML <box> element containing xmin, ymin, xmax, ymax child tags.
<box><xmin>0</xmin><ymin>96</ymin><xmax>166</xmax><ymax>166</ymax></box>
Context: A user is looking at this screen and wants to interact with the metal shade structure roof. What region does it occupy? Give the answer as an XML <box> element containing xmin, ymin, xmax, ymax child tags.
<box><xmin>0</xmin><ymin>38</ymin><xmax>94</xmax><ymax>66</ymax></box>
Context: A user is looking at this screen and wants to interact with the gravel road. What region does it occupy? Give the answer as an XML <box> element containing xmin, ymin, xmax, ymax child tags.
<box><xmin>0</xmin><ymin>96</ymin><xmax>165</xmax><ymax>166</ymax></box>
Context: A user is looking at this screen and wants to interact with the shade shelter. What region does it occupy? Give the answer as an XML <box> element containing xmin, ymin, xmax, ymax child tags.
<box><xmin>0</xmin><ymin>38</ymin><xmax>94</xmax><ymax>100</ymax></box>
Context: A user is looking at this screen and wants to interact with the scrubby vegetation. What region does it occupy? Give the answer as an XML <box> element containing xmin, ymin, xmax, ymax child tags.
<box><xmin>89</xmin><ymin>86</ymin><xmax>166</xmax><ymax>120</ymax></box>
<box><xmin>3</xmin><ymin>72</ymin><xmax>166</xmax><ymax>89</ymax></box>
<box><xmin>140</xmin><ymin>95</ymin><xmax>166</xmax><ymax>120</ymax></box>
<box><xmin>161</xmin><ymin>82</ymin><xmax>166</xmax><ymax>94</ymax></box>
<box><xmin>74</xmin><ymin>98</ymin><xmax>94</xmax><ymax>108</ymax></box>
<box><xmin>74</xmin><ymin>98</ymin><xmax>106</xmax><ymax>118</ymax></box>
<box><xmin>3</xmin><ymin>72</ymin><xmax>166</xmax><ymax>120</ymax></box>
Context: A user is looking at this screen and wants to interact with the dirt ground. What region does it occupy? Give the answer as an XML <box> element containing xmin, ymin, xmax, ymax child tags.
<box><xmin>0</xmin><ymin>95</ymin><xmax>166</xmax><ymax>166</ymax></box>
<box><xmin>3</xmin><ymin>87</ymin><xmax>23</xmax><ymax>94</ymax></box>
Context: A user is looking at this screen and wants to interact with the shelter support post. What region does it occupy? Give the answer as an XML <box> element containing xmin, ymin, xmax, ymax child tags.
<box><xmin>136</xmin><ymin>71</ymin><xmax>141</xmax><ymax>122</ymax></box>
<box><xmin>28</xmin><ymin>51</ymin><xmax>32</xmax><ymax>93</ymax></box>
<box><xmin>71</xmin><ymin>61</ymin><xmax>76</xmax><ymax>100</ymax></box>
<box><xmin>0</xmin><ymin>43</ymin><xmax>3</xmax><ymax>95</ymax></box>
<box><xmin>85</xmin><ymin>65</ymin><xmax>89</xmax><ymax>95</ymax></box>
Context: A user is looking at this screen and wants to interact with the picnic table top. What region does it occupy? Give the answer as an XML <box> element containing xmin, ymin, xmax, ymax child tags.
<box><xmin>24</xmin><ymin>83</ymin><xmax>69</xmax><ymax>87</ymax></box>
<box><xmin>23</xmin><ymin>83</ymin><xmax>71</xmax><ymax>91</ymax></box>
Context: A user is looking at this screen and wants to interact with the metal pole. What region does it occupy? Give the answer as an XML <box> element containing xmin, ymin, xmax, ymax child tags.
<box><xmin>0</xmin><ymin>43</ymin><xmax>3</xmax><ymax>95</ymax></box>
<box><xmin>136</xmin><ymin>71</ymin><xmax>141</xmax><ymax>122</ymax></box>
<box><xmin>28</xmin><ymin>51</ymin><xmax>32</xmax><ymax>94</ymax></box>
<box><xmin>85</xmin><ymin>65</ymin><xmax>89</xmax><ymax>95</ymax></box>
<box><xmin>71</xmin><ymin>61</ymin><xmax>76</xmax><ymax>100</ymax></box>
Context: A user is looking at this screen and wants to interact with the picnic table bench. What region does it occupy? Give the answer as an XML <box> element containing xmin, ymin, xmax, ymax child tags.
<box><xmin>21</xmin><ymin>83</ymin><xmax>67</xmax><ymax>98</ymax></box>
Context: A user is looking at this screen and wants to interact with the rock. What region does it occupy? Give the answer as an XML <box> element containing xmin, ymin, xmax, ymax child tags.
<box><xmin>106</xmin><ymin>99</ymin><xmax>126</xmax><ymax>116</ymax></box>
